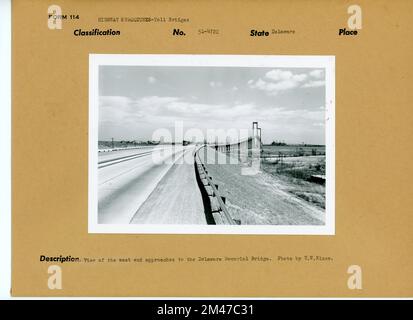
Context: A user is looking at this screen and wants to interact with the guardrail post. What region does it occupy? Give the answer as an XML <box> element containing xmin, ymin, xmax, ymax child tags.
<box><xmin>194</xmin><ymin>147</ymin><xmax>236</xmax><ymax>225</ymax></box>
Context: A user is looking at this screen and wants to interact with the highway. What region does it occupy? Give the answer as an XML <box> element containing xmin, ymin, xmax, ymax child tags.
<box><xmin>97</xmin><ymin>143</ymin><xmax>325</xmax><ymax>226</ymax></box>
<box><xmin>130</xmin><ymin>147</ymin><xmax>205</xmax><ymax>224</ymax></box>
<box><xmin>98</xmin><ymin>145</ymin><xmax>199</xmax><ymax>224</ymax></box>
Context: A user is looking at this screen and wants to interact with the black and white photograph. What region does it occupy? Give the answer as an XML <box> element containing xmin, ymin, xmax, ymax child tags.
<box><xmin>88</xmin><ymin>55</ymin><xmax>335</xmax><ymax>234</ymax></box>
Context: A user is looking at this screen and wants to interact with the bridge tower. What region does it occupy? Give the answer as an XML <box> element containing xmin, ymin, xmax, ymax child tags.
<box><xmin>252</xmin><ymin>121</ymin><xmax>262</xmax><ymax>149</ymax></box>
<box><xmin>252</xmin><ymin>122</ymin><xmax>258</xmax><ymax>139</ymax></box>
<box><xmin>244</xmin><ymin>121</ymin><xmax>261</xmax><ymax>175</ymax></box>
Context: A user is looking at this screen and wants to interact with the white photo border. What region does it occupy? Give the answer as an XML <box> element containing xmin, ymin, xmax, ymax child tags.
<box><xmin>88</xmin><ymin>54</ymin><xmax>335</xmax><ymax>235</ymax></box>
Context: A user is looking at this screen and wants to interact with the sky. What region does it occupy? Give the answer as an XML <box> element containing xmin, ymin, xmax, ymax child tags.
<box><xmin>98</xmin><ymin>65</ymin><xmax>326</xmax><ymax>144</ymax></box>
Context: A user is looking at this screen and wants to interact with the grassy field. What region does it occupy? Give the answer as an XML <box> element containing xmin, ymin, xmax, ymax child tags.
<box><xmin>261</xmin><ymin>145</ymin><xmax>326</xmax><ymax>209</ymax></box>
<box><xmin>98</xmin><ymin>140</ymin><xmax>161</xmax><ymax>149</ymax></box>
<box><xmin>261</xmin><ymin>145</ymin><xmax>325</xmax><ymax>157</ymax></box>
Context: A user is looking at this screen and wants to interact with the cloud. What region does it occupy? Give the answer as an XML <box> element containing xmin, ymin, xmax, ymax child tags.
<box><xmin>137</xmin><ymin>96</ymin><xmax>178</xmax><ymax>106</ymax></box>
<box><xmin>147</xmin><ymin>76</ymin><xmax>157</xmax><ymax>84</ymax></box>
<box><xmin>250</xmin><ymin>77</ymin><xmax>300</xmax><ymax>92</ymax></box>
<box><xmin>258</xmin><ymin>107</ymin><xmax>325</xmax><ymax>122</ymax></box>
<box><xmin>248</xmin><ymin>68</ymin><xmax>325</xmax><ymax>95</ymax></box>
<box><xmin>99</xmin><ymin>96</ymin><xmax>145</xmax><ymax>125</ymax></box>
<box><xmin>302</xmin><ymin>80</ymin><xmax>325</xmax><ymax>88</ymax></box>
<box><xmin>99</xmin><ymin>95</ymin><xmax>324</xmax><ymax>126</ymax></box>
<box><xmin>99</xmin><ymin>95</ymin><xmax>325</xmax><ymax>144</ymax></box>
<box><xmin>313</xmin><ymin>122</ymin><xmax>325</xmax><ymax>127</ymax></box>
<box><xmin>265</xmin><ymin>69</ymin><xmax>308</xmax><ymax>82</ymax></box>
<box><xmin>209</xmin><ymin>81</ymin><xmax>222</xmax><ymax>88</ymax></box>
<box><xmin>309</xmin><ymin>69</ymin><xmax>324</xmax><ymax>79</ymax></box>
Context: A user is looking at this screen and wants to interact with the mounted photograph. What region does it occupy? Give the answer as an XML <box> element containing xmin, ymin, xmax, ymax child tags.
<box><xmin>88</xmin><ymin>54</ymin><xmax>335</xmax><ymax>234</ymax></box>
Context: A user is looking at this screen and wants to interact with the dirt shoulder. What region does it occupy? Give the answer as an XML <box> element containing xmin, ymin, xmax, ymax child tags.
<box><xmin>200</xmin><ymin>147</ymin><xmax>325</xmax><ymax>225</ymax></box>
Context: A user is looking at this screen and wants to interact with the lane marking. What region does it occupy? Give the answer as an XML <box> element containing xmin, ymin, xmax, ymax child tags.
<box><xmin>98</xmin><ymin>151</ymin><xmax>153</xmax><ymax>169</ymax></box>
<box><xmin>98</xmin><ymin>148</ymin><xmax>186</xmax><ymax>186</ymax></box>
<box><xmin>98</xmin><ymin>150</ymin><xmax>154</xmax><ymax>165</ymax></box>
<box><xmin>98</xmin><ymin>156</ymin><xmax>154</xmax><ymax>186</ymax></box>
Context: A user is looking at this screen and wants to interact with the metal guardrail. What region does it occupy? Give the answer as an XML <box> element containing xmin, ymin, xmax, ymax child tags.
<box><xmin>194</xmin><ymin>146</ymin><xmax>238</xmax><ymax>225</ymax></box>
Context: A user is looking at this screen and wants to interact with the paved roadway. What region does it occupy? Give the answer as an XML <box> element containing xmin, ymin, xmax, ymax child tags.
<box><xmin>130</xmin><ymin>147</ymin><xmax>206</xmax><ymax>224</ymax></box>
<box><xmin>98</xmin><ymin>145</ymin><xmax>205</xmax><ymax>224</ymax></box>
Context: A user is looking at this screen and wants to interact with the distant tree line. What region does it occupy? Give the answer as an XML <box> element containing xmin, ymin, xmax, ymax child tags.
<box><xmin>270</xmin><ymin>140</ymin><xmax>287</xmax><ymax>146</ymax></box>
<box><xmin>267</xmin><ymin>140</ymin><xmax>325</xmax><ymax>147</ymax></box>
